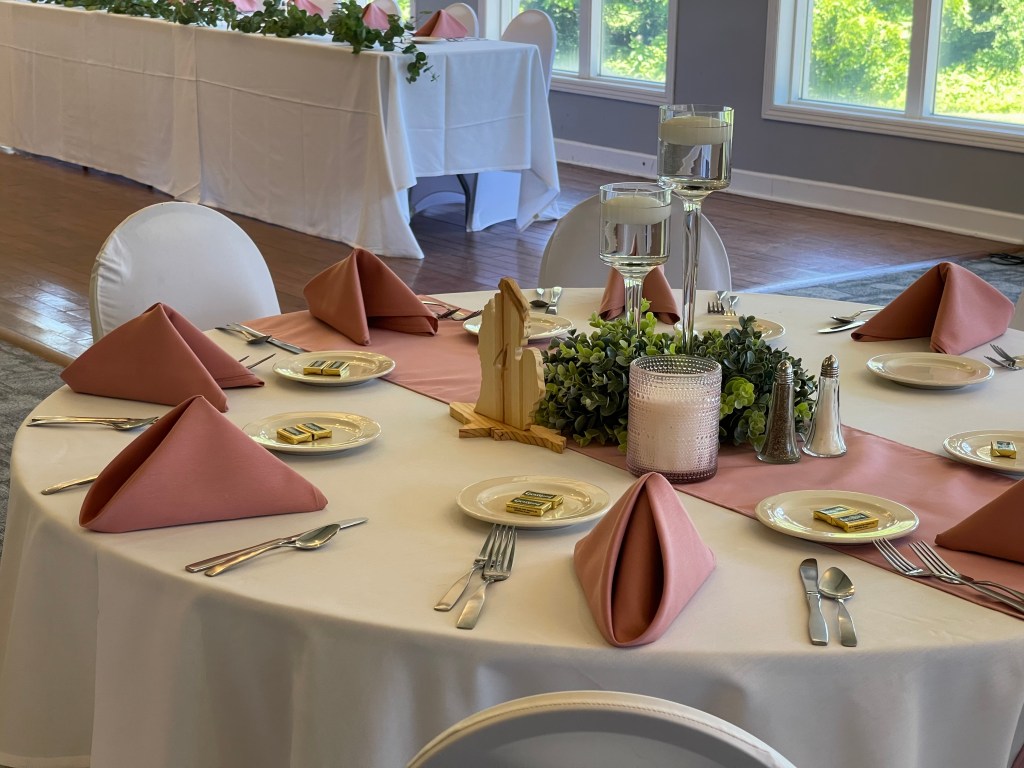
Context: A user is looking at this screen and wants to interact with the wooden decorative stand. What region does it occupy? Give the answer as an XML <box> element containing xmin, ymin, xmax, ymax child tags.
<box><xmin>450</xmin><ymin>277</ymin><xmax>566</xmax><ymax>454</ymax></box>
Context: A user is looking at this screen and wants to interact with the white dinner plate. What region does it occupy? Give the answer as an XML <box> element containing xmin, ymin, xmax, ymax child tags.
<box><xmin>456</xmin><ymin>475</ymin><xmax>611</xmax><ymax>529</ymax></box>
<box><xmin>678</xmin><ymin>315</ymin><xmax>785</xmax><ymax>341</ymax></box>
<box><xmin>412</xmin><ymin>36</ymin><xmax>445</xmax><ymax>43</ymax></box>
<box><xmin>943</xmin><ymin>430</ymin><xmax>1024</xmax><ymax>475</ymax></box>
<box><xmin>244</xmin><ymin>411</ymin><xmax>382</xmax><ymax>455</ymax></box>
<box><xmin>865</xmin><ymin>353</ymin><xmax>992</xmax><ymax>389</ymax></box>
<box><xmin>273</xmin><ymin>351</ymin><xmax>395</xmax><ymax>387</ymax></box>
<box><xmin>755</xmin><ymin>489</ymin><xmax>919</xmax><ymax>544</ymax></box>
<box><xmin>462</xmin><ymin>313</ymin><xmax>574</xmax><ymax>342</ymax></box>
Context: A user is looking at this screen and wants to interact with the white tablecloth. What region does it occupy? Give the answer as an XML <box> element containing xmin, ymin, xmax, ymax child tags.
<box><xmin>1</xmin><ymin>290</ymin><xmax>1022</xmax><ymax>768</ymax></box>
<box><xmin>0</xmin><ymin>1</ymin><xmax>559</xmax><ymax>257</ymax></box>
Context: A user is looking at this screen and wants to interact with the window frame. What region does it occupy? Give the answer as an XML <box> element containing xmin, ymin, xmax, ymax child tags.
<box><xmin>480</xmin><ymin>0</ymin><xmax>677</xmax><ymax>105</ymax></box>
<box><xmin>763</xmin><ymin>0</ymin><xmax>1024</xmax><ymax>153</ymax></box>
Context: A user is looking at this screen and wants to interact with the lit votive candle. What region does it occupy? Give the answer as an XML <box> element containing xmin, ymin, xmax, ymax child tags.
<box><xmin>658</xmin><ymin>114</ymin><xmax>733</xmax><ymax>146</ymax></box>
<box><xmin>601</xmin><ymin>194</ymin><xmax>673</xmax><ymax>226</ymax></box>
<box><xmin>626</xmin><ymin>355</ymin><xmax>722</xmax><ymax>484</ymax></box>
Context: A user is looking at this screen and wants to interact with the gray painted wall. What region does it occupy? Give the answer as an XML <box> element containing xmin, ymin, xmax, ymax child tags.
<box><xmin>430</xmin><ymin>0</ymin><xmax>1024</xmax><ymax>216</ymax></box>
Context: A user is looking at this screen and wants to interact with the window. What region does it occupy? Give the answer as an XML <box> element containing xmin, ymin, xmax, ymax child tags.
<box><xmin>765</xmin><ymin>0</ymin><xmax>1024</xmax><ymax>151</ymax></box>
<box><xmin>486</xmin><ymin>0</ymin><xmax>675</xmax><ymax>103</ymax></box>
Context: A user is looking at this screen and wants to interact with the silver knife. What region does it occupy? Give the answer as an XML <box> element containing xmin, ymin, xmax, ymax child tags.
<box><xmin>817</xmin><ymin>320</ymin><xmax>866</xmax><ymax>334</ymax></box>
<box><xmin>184</xmin><ymin>517</ymin><xmax>367</xmax><ymax>572</ymax></box>
<box><xmin>232</xmin><ymin>323</ymin><xmax>308</xmax><ymax>354</ymax></box>
<box><xmin>799</xmin><ymin>558</ymin><xmax>829</xmax><ymax>646</ymax></box>
<box><xmin>544</xmin><ymin>286</ymin><xmax>563</xmax><ymax>315</ymax></box>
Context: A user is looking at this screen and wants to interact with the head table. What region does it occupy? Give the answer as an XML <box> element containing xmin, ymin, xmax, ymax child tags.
<box><xmin>0</xmin><ymin>289</ymin><xmax>1022</xmax><ymax>768</ymax></box>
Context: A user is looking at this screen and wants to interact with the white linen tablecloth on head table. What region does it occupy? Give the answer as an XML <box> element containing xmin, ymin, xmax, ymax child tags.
<box><xmin>0</xmin><ymin>0</ymin><xmax>560</xmax><ymax>258</ymax></box>
<box><xmin>0</xmin><ymin>290</ymin><xmax>1022</xmax><ymax>768</ymax></box>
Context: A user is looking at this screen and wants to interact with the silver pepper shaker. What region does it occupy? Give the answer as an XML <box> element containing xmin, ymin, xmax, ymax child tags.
<box><xmin>803</xmin><ymin>354</ymin><xmax>847</xmax><ymax>458</ymax></box>
<box><xmin>757</xmin><ymin>359</ymin><xmax>801</xmax><ymax>464</ymax></box>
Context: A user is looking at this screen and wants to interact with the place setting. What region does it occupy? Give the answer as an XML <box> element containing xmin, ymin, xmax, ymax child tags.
<box><xmin>243</xmin><ymin>411</ymin><xmax>382</xmax><ymax>455</ymax></box>
<box><xmin>273</xmin><ymin>350</ymin><xmax>396</xmax><ymax>387</ymax></box>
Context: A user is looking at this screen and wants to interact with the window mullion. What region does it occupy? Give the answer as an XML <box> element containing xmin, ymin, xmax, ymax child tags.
<box><xmin>578</xmin><ymin>0</ymin><xmax>595</xmax><ymax>79</ymax></box>
<box><xmin>905</xmin><ymin>0</ymin><xmax>940</xmax><ymax>118</ymax></box>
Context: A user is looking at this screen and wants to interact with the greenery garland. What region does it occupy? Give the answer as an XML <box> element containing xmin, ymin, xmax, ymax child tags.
<box><xmin>27</xmin><ymin>0</ymin><xmax>431</xmax><ymax>82</ymax></box>
<box><xmin>534</xmin><ymin>309</ymin><xmax>816</xmax><ymax>452</ymax></box>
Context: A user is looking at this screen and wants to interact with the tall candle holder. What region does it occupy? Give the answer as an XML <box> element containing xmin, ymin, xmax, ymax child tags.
<box><xmin>657</xmin><ymin>105</ymin><xmax>733</xmax><ymax>352</ymax></box>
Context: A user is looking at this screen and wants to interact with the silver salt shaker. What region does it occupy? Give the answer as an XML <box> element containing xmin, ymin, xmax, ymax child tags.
<box><xmin>757</xmin><ymin>359</ymin><xmax>801</xmax><ymax>464</ymax></box>
<box><xmin>803</xmin><ymin>354</ymin><xmax>847</xmax><ymax>458</ymax></box>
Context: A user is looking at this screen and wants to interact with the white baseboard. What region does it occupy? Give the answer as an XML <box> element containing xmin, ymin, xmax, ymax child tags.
<box><xmin>555</xmin><ymin>139</ymin><xmax>1024</xmax><ymax>244</ymax></box>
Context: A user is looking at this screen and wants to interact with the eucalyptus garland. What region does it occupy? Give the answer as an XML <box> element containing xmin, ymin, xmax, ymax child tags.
<box><xmin>27</xmin><ymin>0</ymin><xmax>431</xmax><ymax>82</ymax></box>
<box><xmin>535</xmin><ymin>311</ymin><xmax>816</xmax><ymax>452</ymax></box>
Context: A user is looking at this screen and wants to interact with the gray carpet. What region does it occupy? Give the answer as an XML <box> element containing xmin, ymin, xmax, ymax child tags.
<box><xmin>0</xmin><ymin>340</ymin><xmax>65</xmax><ymax>552</ymax></box>
<box><xmin>760</xmin><ymin>255</ymin><xmax>1023</xmax><ymax>306</ymax></box>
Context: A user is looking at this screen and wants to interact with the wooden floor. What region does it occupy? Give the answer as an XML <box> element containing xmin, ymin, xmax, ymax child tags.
<box><xmin>1</xmin><ymin>148</ymin><xmax>1014</xmax><ymax>364</ymax></box>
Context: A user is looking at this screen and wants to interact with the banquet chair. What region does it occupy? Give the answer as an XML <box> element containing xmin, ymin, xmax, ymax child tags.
<box><xmin>538</xmin><ymin>194</ymin><xmax>732</xmax><ymax>290</ymax></box>
<box><xmin>408</xmin><ymin>9</ymin><xmax>557</xmax><ymax>232</ymax></box>
<box><xmin>406</xmin><ymin>690</ymin><xmax>797</xmax><ymax>768</ymax></box>
<box><xmin>89</xmin><ymin>202</ymin><xmax>281</xmax><ymax>341</ymax></box>
<box><xmin>443</xmin><ymin>2</ymin><xmax>478</xmax><ymax>36</ymax></box>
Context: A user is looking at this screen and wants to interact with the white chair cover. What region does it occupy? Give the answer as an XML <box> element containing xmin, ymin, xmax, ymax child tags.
<box><xmin>444</xmin><ymin>2</ymin><xmax>479</xmax><ymax>36</ymax></box>
<box><xmin>89</xmin><ymin>202</ymin><xmax>281</xmax><ymax>341</ymax></box>
<box><xmin>1011</xmin><ymin>291</ymin><xmax>1024</xmax><ymax>331</ymax></box>
<box><xmin>538</xmin><ymin>195</ymin><xmax>732</xmax><ymax>290</ymax></box>
<box><xmin>407</xmin><ymin>690</ymin><xmax>798</xmax><ymax>768</ymax></box>
<box><xmin>409</xmin><ymin>9</ymin><xmax>557</xmax><ymax>232</ymax></box>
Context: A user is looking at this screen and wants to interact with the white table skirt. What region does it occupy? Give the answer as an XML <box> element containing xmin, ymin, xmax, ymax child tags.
<box><xmin>0</xmin><ymin>290</ymin><xmax>1022</xmax><ymax>768</ymax></box>
<box><xmin>0</xmin><ymin>0</ymin><xmax>559</xmax><ymax>258</ymax></box>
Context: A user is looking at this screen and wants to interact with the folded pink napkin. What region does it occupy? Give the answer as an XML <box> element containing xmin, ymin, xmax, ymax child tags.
<box><xmin>61</xmin><ymin>303</ymin><xmax>261</xmax><ymax>412</ymax></box>
<box><xmin>362</xmin><ymin>2</ymin><xmax>391</xmax><ymax>29</ymax></box>
<box><xmin>230</xmin><ymin>0</ymin><xmax>264</xmax><ymax>12</ymax></box>
<box><xmin>415</xmin><ymin>9</ymin><xmax>468</xmax><ymax>37</ymax></box>
<box><xmin>79</xmin><ymin>396</ymin><xmax>328</xmax><ymax>533</ymax></box>
<box><xmin>599</xmin><ymin>267</ymin><xmax>680</xmax><ymax>324</ymax></box>
<box><xmin>574</xmin><ymin>472</ymin><xmax>715</xmax><ymax>647</ymax></box>
<box><xmin>291</xmin><ymin>0</ymin><xmax>323</xmax><ymax>15</ymax></box>
<box><xmin>935</xmin><ymin>478</ymin><xmax>1024</xmax><ymax>563</ymax></box>
<box><xmin>851</xmin><ymin>262</ymin><xmax>1013</xmax><ymax>354</ymax></box>
<box><xmin>304</xmin><ymin>248</ymin><xmax>438</xmax><ymax>345</ymax></box>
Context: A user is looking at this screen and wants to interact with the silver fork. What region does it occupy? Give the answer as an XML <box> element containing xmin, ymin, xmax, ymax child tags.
<box><xmin>909</xmin><ymin>541</ymin><xmax>1024</xmax><ymax>605</ymax></box>
<box><xmin>875</xmin><ymin>540</ymin><xmax>1024</xmax><ymax>614</ymax></box>
<box><xmin>434</xmin><ymin>524</ymin><xmax>503</xmax><ymax>611</ymax></box>
<box><xmin>723</xmin><ymin>295</ymin><xmax>738</xmax><ymax>317</ymax></box>
<box><xmin>28</xmin><ymin>416</ymin><xmax>158</xmax><ymax>431</ymax></box>
<box><xmin>985</xmin><ymin>355</ymin><xmax>1020</xmax><ymax>371</ymax></box>
<box><xmin>991</xmin><ymin>343</ymin><xmax>1023</xmax><ymax>365</ymax></box>
<box><xmin>707</xmin><ymin>300</ymin><xmax>725</xmax><ymax>315</ymax></box>
<box><xmin>457</xmin><ymin>526</ymin><xmax>517</xmax><ymax>629</ymax></box>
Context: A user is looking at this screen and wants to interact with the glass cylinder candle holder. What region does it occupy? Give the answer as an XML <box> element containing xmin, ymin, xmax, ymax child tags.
<box><xmin>626</xmin><ymin>355</ymin><xmax>722</xmax><ymax>484</ymax></box>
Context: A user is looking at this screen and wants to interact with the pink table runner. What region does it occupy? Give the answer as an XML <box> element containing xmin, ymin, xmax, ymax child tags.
<box><xmin>252</xmin><ymin>311</ymin><xmax>1024</xmax><ymax>617</ymax></box>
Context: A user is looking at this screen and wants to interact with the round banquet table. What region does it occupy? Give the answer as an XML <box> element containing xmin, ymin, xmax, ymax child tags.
<box><xmin>0</xmin><ymin>289</ymin><xmax>1022</xmax><ymax>768</ymax></box>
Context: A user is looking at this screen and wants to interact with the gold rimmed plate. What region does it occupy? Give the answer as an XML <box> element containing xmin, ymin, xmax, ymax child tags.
<box><xmin>866</xmin><ymin>353</ymin><xmax>992</xmax><ymax>390</ymax></box>
<box><xmin>680</xmin><ymin>315</ymin><xmax>785</xmax><ymax>340</ymax></box>
<box><xmin>463</xmin><ymin>313</ymin><xmax>573</xmax><ymax>342</ymax></box>
<box><xmin>943</xmin><ymin>430</ymin><xmax>1024</xmax><ymax>475</ymax></box>
<box><xmin>456</xmin><ymin>475</ymin><xmax>611</xmax><ymax>529</ymax></box>
<box><xmin>273</xmin><ymin>351</ymin><xmax>395</xmax><ymax>387</ymax></box>
<box><xmin>244</xmin><ymin>412</ymin><xmax>381</xmax><ymax>455</ymax></box>
<box><xmin>755</xmin><ymin>489</ymin><xmax>919</xmax><ymax>544</ymax></box>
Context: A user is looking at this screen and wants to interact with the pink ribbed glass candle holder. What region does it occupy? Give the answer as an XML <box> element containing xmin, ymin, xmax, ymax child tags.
<box><xmin>626</xmin><ymin>355</ymin><xmax>722</xmax><ymax>483</ymax></box>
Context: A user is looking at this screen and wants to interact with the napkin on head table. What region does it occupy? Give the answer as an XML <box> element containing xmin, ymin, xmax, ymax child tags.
<box><xmin>79</xmin><ymin>395</ymin><xmax>328</xmax><ymax>533</ymax></box>
<box><xmin>415</xmin><ymin>9</ymin><xmax>468</xmax><ymax>37</ymax></box>
<box><xmin>851</xmin><ymin>262</ymin><xmax>1013</xmax><ymax>355</ymax></box>
<box><xmin>362</xmin><ymin>2</ymin><xmax>391</xmax><ymax>29</ymax></box>
<box><xmin>303</xmin><ymin>248</ymin><xmax>438</xmax><ymax>345</ymax></box>
<box><xmin>599</xmin><ymin>267</ymin><xmax>681</xmax><ymax>325</ymax></box>
<box><xmin>573</xmin><ymin>472</ymin><xmax>715</xmax><ymax>647</ymax></box>
<box><xmin>935</xmin><ymin>479</ymin><xmax>1024</xmax><ymax>563</ymax></box>
<box><xmin>230</xmin><ymin>0</ymin><xmax>263</xmax><ymax>12</ymax></box>
<box><xmin>291</xmin><ymin>0</ymin><xmax>324</xmax><ymax>16</ymax></box>
<box><xmin>61</xmin><ymin>303</ymin><xmax>262</xmax><ymax>412</ymax></box>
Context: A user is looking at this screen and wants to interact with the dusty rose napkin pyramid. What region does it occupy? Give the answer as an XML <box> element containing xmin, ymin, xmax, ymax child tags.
<box><xmin>851</xmin><ymin>262</ymin><xmax>1013</xmax><ymax>354</ymax></box>
<box><xmin>80</xmin><ymin>395</ymin><xmax>328</xmax><ymax>533</ymax></box>
<box><xmin>599</xmin><ymin>267</ymin><xmax>680</xmax><ymax>324</ymax></box>
<box><xmin>61</xmin><ymin>303</ymin><xmax>262</xmax><ymax>412</ymax></box>
<box><xmin>291</xmin><ymin>0</ymin><xmax>323</xmax><ymax>15</ymax></box>
<box><xmin>304</xmin><ymin>248</ymin><xmax>437</xmax><ymax>345</ymax></box>
<box><xmin>362</xmin><ymin>2</ymin><xmax>391</xmax><ymax>29</ymax></box>
<box><xmin>573</xmin><ymin>472</ymin><xmax>715</xmax><ymax>647</ymax></box>
<box><xmin>935</xmin><ymin>479</ymin><xmax>1024</xmax><ymax>563</ymax></box>
<box><xmin>231</xmin><ymin>0</ymin><xmax>263</xmax><ymax>12</ymax></box>
<box><xmin>415</xmin><ymin>9</ymin><xmax>468</xmax><ymax>37</ymax></box>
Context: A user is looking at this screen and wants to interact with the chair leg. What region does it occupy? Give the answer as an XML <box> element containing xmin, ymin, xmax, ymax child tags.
<box><xmin>456</xmin><ymin>173</ymin><xmax>477</xmax><ymax>232</ymax></box>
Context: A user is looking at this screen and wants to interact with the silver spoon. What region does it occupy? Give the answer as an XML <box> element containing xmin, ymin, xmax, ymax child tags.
<box><xmin>204</xmin><ymin>523</ymin><xmax>342</xmax><ymax>577</ymax></box>
<box><xmin>530</xmin><ymin>287</ymin><xmax>552</xmax><ymax>308</ymax></box>
<box><xmin>819</xmin><ymin>566</ymin><xmax>858</xmax><ymax>647</ymax></box>
<box><xmin>830</xmin><ymin>307</ymin><xmax>882</xmax><ymax>323</ymax></box>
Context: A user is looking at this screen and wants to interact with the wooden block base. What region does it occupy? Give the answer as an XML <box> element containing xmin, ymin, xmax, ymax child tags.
<box><xmin>450</xmin><ymin>402</ymin><xmax>566</xmax><ymax>454</ymax></box>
